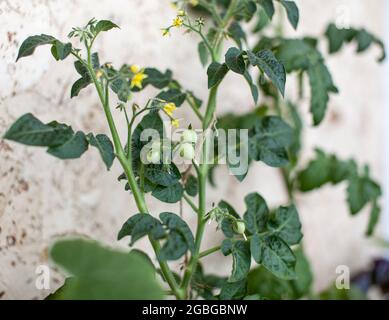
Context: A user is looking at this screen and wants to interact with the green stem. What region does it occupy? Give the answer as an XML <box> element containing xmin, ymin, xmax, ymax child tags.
<box><xmin>83</xmin><ymin>49</ymin><xmax>184</xmax><ymax>300</ymax></box>
<box><xmin>199</xmin><ymin>245</ymin><xmax>221</xmax><ymax>259</ymax></box>
<box><xmin>183</xmin><ymin>193</ymin><xmax>199</xmax><ymax>214</ymax></box>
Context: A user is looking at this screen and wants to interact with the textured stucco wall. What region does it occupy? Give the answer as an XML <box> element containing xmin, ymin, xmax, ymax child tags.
<box><xmin>0</xmin><ymin>0</ymin><xmax>386</xmax><ymax>299</ymax></box>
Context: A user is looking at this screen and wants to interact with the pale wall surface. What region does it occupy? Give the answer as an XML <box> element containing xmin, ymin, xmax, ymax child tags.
<box><xmin>0</xmin><ymin>0</ymin><xmax>386</xmax><ymax>299</ymax></box>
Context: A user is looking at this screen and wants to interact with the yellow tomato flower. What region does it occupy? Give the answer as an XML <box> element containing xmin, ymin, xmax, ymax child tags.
<box><xmin>171</xmin><ymin>119</ymin><xmax>180</xmax><ymax>128</ymax></box>
<box><xmin>130</xmin><ymin>64</ymin><xmax>140</xmax><ymax>73</ymax></box>
<box><xmin>130</xmin><ymin>70</ymin><xmax>148</xmax><ymax>89</ymax></box>
<box><xmin>172</xmin><ymin>17</ymin><xmax>183</xmax><ymax>27</ymax></box>
<box><xmin>95</xmin><ymin>70</ymin><xmax>103</xmax><ymax>79</ymax></box>
<box><xmin>163</xmin><ymin>102</ymin><xmax>177</xmax><ymax>116</ymax></box>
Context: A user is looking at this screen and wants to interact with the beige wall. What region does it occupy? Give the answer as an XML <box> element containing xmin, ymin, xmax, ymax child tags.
<box><xmin>0</xmin><ymin>0</ymin><xmax>386</xmax><ymax>299</ymax></box>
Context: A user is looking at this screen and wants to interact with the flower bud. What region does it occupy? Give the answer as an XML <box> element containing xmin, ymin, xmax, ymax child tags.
<box><xmin>233</xmin><ymin>220</ymin><xmax>246</xmax><ymax>235</ymax></box>
<box><xmin>181</xmin><ymin>129</ymin><xmax>197</xmax><ymax>144</ymax></box>
<box><xmin>179</xmin><ymin>143</ymin><xmax>195</xmax><ymax>160</ymax></box>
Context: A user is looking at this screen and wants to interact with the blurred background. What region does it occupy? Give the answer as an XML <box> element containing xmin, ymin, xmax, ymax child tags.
<box><xmin>0</xmin><ymin>0</ymin><xmax>388</xmax><ymax>299</ymax></box>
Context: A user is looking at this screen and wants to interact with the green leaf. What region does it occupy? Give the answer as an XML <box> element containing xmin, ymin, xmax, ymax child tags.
<box><xmin>110</xmin><ymin>77</ymin><xmax>131</xmax><ymax>102</ymax></box>
<box><xmin>225</xmin><ymin>47</ymin><xmax>246</xmax><ymax>75</ymax></box>
<box><xmin>258</xmin><ymin>0</ymin><xmax>275</xmax><ymax>20</ymax></box>
<box><xmin>221</xmin><ymin>239</ymin><xmax>251</xmax><ymax>282</ymax></box>
<box><xmin>49</xmin><ymin>238</ymin><xmax>163</xmax><ymax>299</ymax></box>
<box><xmin>280</xmin><ymin>1</ymin><xmax>299</xmax><ymax>30</ymax></box>
<box><xmin>16</xmin><ymin>34</ymin><xmax>56</xmax><ymax>61</ymax></box>
<box><xmin>51</xmin><ymin>40</ymin><xmax>72</xmax><ymax>61</ymax></box>
<box><xmin>86</xmin><ymin>133</ymin><xmax>115</xmax><ymax>170</ymax></box>
<box><xmin>325</xmin><ymin>23</ymin><xmax>386</xmax><ymax>62</ymax></box>
<box><xmin>117</xmin><ymin>213</ymin><xmax>165</xmax><ymax>244</ymax></box>
<box><xmin>160</xmin><ymin>212</ymin><xmax>195</xmax><ymax>253</ymax></box>
<box><xmin>3</xmin><ymin>113</ymin><xmax>74</xmax><ymax>147</ymax></box>
<box><xmin>248</xmin><ymin>116</ymin><xmax>293</xmax><ymax>167</ymax></box>
<box><xmin>219</xmin><ymin>280</ymin><xmax>247</xmax><ymax>300</ymax></box>
<box><xmin>267</xmin><ymin>205</ymin><xmax>302</xmax><ymax>245</ymax></box>
<box><xmin>243</xmin><ymin>71</ymin><xmax>259</xmax><ymax>104</ymax></box>
<box><xmin>219</xmin><ymin>200</ymin><xmax>241</xmax><ymax>238</ymax></box>
<box><xmin>297</xmin><ymin>149</ymin><xmax>350</xmax><ymax>191</ymax></box>
<box><xmin>228</xmin><ymin>22</ymin><xmax>247</xmax><ymax>49</ymax></box>
<box><xmin>347</xmin><ymin>171</ymin><xmax>381</xmax><ymax>215</ymax></box>
<box><xmin>158</xmin><ymin>231</ymin><xmax>188</xmax><ymax>261</ymax></box>
<box><xmin>184</xmin><ymin>175</ymin><xmax>198</xmax><ymax>197</ymax></box>
<box><xmin>95</xmin><ymin>20</ymin><xmax>119</xmax><ymax>34</ymax></box>
<box><xmin>207</xmin><ymin>62</ymin><xmax>229</xmax><ymax>88</ymax></box>
<box><xmin>198</xmin><ymin>41</ymin><xmax>209</xmax><ymax>67</ymax></box>
<box><xmin>250</xmin><ymin>234</ymin><xmax>296</xmax><ymax>280</ymax></box>
<box><xmin>156</xmin><ymin>89</ymin><xmax>186</xmax><ymax>107</ymax></box>
<box><xmin>71</xmin><ymin>77</ymin><xmax>91</xmax><ymax>98</ymax></box>
<box><xmin>243</xmin><ymin>193</ymin><xmax>269</xmax><ymax>234</ymax></box>
<box><xmin>247</xmin><ymin>49</ymin><xmax>286</xmax><ymax>96</ymax></box>
<box><xmin>152</xmin><ymin>183</ymin><xmax>183</xmax><ymax>203</ymax></box>
<box><xmin>366</xmin><ymin>201</ymin><xmax>381</xmax><ymax>237</ymax></box>
<box><xmin>144</xmin><ymin>163</ymin><xmax>181</xmax><ymax>187</ymax></box>
<box><xmin>47</xmin><ymin>131</ymin><xmax>88</xmax><ymax>159</ymax></box>
<box><xmin>143</xmin><ymin>68</ymin><xmax>172</xmax><ymax>89</ymax></box>
<box><xmin>247</xmin><ymin>246</ymin><xmax>312</xmax><ymax>299</ymax></box>
<box><xmin>308</xmin><ymin>62</ymin><xmax>338</xmax><ymax>125</ymax></box>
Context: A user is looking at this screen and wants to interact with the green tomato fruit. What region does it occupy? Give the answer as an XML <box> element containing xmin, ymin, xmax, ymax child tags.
<box><xmin>233</xmin><ymin>220</ymin><xmax>246</xmax><ymax>235</ymax></box>
<box><xmin>146</xmin><ymin>149</ymin><xmax>160</xmax><ymax>164</ymax></box>
<box><xmin>179</xmin><ymin>143</ymin><xmax>195</xmax><ymax>160</ymax></box>
<box><xmin>181</xmin><ymin>129</ymin><xmax>198</xmax><ymax>144</ymax></box>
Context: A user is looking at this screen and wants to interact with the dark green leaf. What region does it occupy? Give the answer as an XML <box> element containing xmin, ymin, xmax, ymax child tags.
<box><xmin>280</xmin><ymin>1</ymin><xmax>299</xmax><ymax>30</ymax></box>
<box><xmin>248</xmin><ymin>50</ymin><xmax>286</xmax><ymax>96</ymax></box>
<box><xmin>158</xmin><ymin>230</ymin><xmax>188</xmax><ymax>261</ymax></box>
<box><xmin>258</xmin><ymin>0</ymin><xmax>275</xmax><ymax>20</ymax></box>
<box><xmin>160</xmin><ymin>212</ymin><xmax>195</xmax><ymax>253</ymax></box>
<box><xmin>366</xmin><ymin>201</ymin><xmax>381</xmax><ymax>236</ymax></box>
<box><xmin>184</xmin><ymin>175</ymin><xmax>198</xmax><ymax>197</ymax></box>
<box><xmin>267</xmin><ymin>205</ymin><xmax>302</xmax><ymax>245</ymax></box>
<box><xmin>51</xmin><ymin>40</ymin><xmax>72</xmax><ymax>61</ymax></box>
<box><xmin>207</xmin><ymin>62</ymin><xmax>229</xmax><ymax>88</ymax></box>
<box><xmin>144</xmin><ymin>163</ymin><xmax>181</xmax><ymax>187</ymax></box>
<box><xmin>250</xmin><ymin>234</ymin><xmax>296</xmax><ymax>280</ymax></box>
<box><xmin>3</xmin><ymin>113</ymin><xmax>74</xmax><ymax>147</ymax></box>
<box><xmin>243</xmin><ymin>192</ymin><xmax>269</xmax><ymax>234</ymax></box>
<box><xmin>248</xmin><ymin>116</ymin><xmax>293</xmax><ymax>167</ymax></box>
<box><xmin>86</xmin><ymin>133</ymin><xmax>115</xmax><ymax>170</ymax></box>
<box><xmin>219</xmin><ymin>280</ymin><xmax>247</xmax><ymax>300</ymax></box>
<box><xmin>152</xmin><ymin>183</ymin><xmax>183</xmax><ymax>203</ymax></box>
<box><xmin>156</xmin><ymin>89</ymin><xmax>187</xmax><ymax>107</ymax></box>
<box><xmin>95</xmin><ymin>20</ymin><xmax>119</xmax><ymax>34</ymax></box>
<box><xmin>47</xmin><ymin>131</ymin><xmax>88</xmax><ymax>159</ymax></box>
<box><xmin>221</xmin><ymin>239</ymin><xmax>251</xmax><ymax>282</ymax></box>
<box><xmin>16</xmin><ymin>34</ymin><xmax>56</xmax><ymax>61</ymax></box>
<box><xmin>225</xmin><ymin>47</ymin><xmax>246</xmax><ymax>75</ymax></box>
<box><xmin>143</xmin><ymin>68</ymin><xmax>172</xmax><ymax>89</ymax></box>
<box><xmin>71</xmin><ymin>77</ymin><xmax>91</xmax><ymax>98</ymax></box>
<box><xmin>117</xmin><ymin>213</ymin><xmax>165</xmax><ymax>244</ymax></box>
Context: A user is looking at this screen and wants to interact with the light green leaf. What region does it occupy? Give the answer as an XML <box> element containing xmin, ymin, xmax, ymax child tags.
<box><xmin>87</xmin><ymin>133</ymin><xmax>115</xmax><ymax>170</ymax></box>
<box><xmin>366</xmin><ymin>201</ymin><xmax>381</xmax><ymax>237</ymax></box>
<box><xmin>198</xmin><ymin>41</ymin><xmax>209</xmax><ymax>67</ymax></box>
<box><xmin>247</xmin><ymin>49</ymin><xmax>286</xmax><ymax>96</ymax></box>
<box><xmin>143</xmin><ymin>68</ymin><xmax>172</xmax><ymax>89</ymax></box>
<box><xmin>258</xmin><ymin>0</ymin><xmax>275</xmax><ymax>20</ymax></box>
<box><xmin>219</xmin><ymin>280</ymin><xmax>247</xmax><ymax>300</ymax></box>
<box><xmin>16</xmin><ymin>34</ymin><xmax>56</xmax><ymax>61</ymax></box>
<box><xmin>49</xmin><ymin>238</ymin><xmax>163</xmax><ymax>299</ymax></box>
<box><xmin>250</xmin><ymin>234</ymin><xmax>296</xmax><ymax>280</ymax></box>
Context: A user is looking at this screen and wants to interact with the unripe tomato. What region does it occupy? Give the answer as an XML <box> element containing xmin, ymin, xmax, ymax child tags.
<box><xmin>181</xmin><ymin>129</ymin><xmax>198</xmax><ymax>144</ymax></box>
<box><xmin>233</xmin><ymin>220</ymin><xmax>246</xmax><ymax>235</ymax></box>
<box><xmin>179</xmin><ymin>143</ymin><xmax>195</xmax><ymax>160</ymax></box>
<box><xmin>146</xmin><ymin>149</ymin><xmax>160</xmax><ymax>164</ymax></box>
